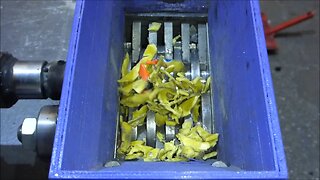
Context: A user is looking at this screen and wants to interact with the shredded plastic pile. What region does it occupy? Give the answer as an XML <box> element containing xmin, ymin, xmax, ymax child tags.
<box><xmin>117</xmin><ymin>28</ymin><xmax>218</xmax><ymax>161</ymax></box>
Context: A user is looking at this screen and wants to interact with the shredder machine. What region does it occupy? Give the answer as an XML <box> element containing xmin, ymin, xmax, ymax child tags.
<box><xmin>1</xmin><ymin>0</ymin><xmax>288</xmax><ymax>179</ymax></box>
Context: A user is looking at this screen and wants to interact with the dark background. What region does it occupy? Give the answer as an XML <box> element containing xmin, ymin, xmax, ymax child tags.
<box><xmin>0</xmin><ymin>0</ymin><xmax>319</xmax><ymax>179</ymax></box>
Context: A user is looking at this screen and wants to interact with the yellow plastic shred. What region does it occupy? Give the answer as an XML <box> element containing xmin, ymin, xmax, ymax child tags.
<box><xmin>172</xmin><ymin>35</ymin><xmax>181</xmax><ymax>46</ymax></box>
<box><xmin>118</xmin><ymin>121</ymin><xmax>132</xmax><ymax>155</ymax></box>
<box><xmin>202</xmin><ymin>151</ymin><xmax>217</xmax><ymax>160</ymax></box>
<box><xmin>120</xmin><ymin>89</ymin><xmax>159</xmax><ymax>107</ymax></box>
<box><xmin>192</xmin><ymin>77</ymin><xmax>203</xmax><ymax>93</ymax></box>
<box><xmin>148</xmin><ymin>22</ymin><xmax>162</xmax><ymax>32</ymax></box>
<box><xmin>159</xmin><ymin>140</ymin><xmax>178</xmax><ymax>160</ymax></box>
<box><xmin>117</xmin><ymin>41</ymin><xmax>218</xmax><ymax>162</ymax></box>
<box><xmin>143</xmin><ymin>44</ymin><xmax>157</xmax><ymax>58</ymax></box>
<box><xmin>121</xmin><ymin>52</ymin><xmax>130</xmax><ymax>77</ymax></box>
<box><xmin>125</xmin><ymin>152</ymin><xmax>144</xmax><ymax>160</ymax></box>
<box><xmin>203</xmin><ymin>76</ymin><xmax>211</xmax><ymax>93</ymax></box>
<box><xmin>126</xmin><ymin>143</ymin><xmax>154</xmax><ymax>160</ymax></box>
<box><xmin>165</xmin><ymin>60</ymin><xmax>185</xmax><ymax>73</ymax></box>
<box><xmin>117</xmin><ymin>57</ymin><xmax>146</xmax><ymax>83</ymax></box>
<box><xmin>132</xmin><ymin>79</ymin><xmax>148</xmax><ymax>93</ymax></box>
<box><xmin>179</xmin><ymin>96</ymin><xmax>200</xmax><ymax>117</ymax></box>
<box><xmin>144</xmin><ymin>148</ymin><xmax>160</xmax><ymax>162</ymax></box>
<box><xmin>118</xmin><ymin>44</ymin><xmax>157</xmax><ymax>83</ymax></box>
<box><xmin>179</xmin><ymin>120</ymin><xmax>192</xmax><ymax>135</ymax></box>
<box><xmin>166</xmin><ymin>120</ymin><xmax>177</xmax><ymax>126</ymax></box>
<box><xmin>128</xmin><ymin>105</ymin><xmax>148</xmax><ymax>127</ymax></box>
<box><xmin>131</xmin><ymin>140</ymin><xmax>145</xmax><ymax>146</ymax></box>
<box><xmin>176</xmin><ymin>133</ymin><xmax>210</xmax><ymax>151</ymax></box>
<box><xmin>192</xmin><ymin>102</ymin><xmax>200</xmax><ymax>123</ymax></box>
<box><xmin>180</xmin><ymin>145</ymin><xmax>199</xmax><ymax>159</ymax></box>
<box><xmin>186</xmin><ymin>127</ymin><xmax>203</xmax><ymax>142</ymax></box>
<box><xmin>119</xmin><ymin>82</ymin><xmax>134</xmax><ymax>96</ymax></box>
<box><xmin>156</xmin><ymin>132</ymin><xmax>165</xmax><ymax>143</ymax></box>
<box><xmin>155</xmin><ymin>113</ymin><xmax>167</xmax><ymax>126</ymax></box>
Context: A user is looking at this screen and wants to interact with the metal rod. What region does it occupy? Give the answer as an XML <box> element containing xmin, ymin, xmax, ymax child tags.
<box><xmin>198</xmin><ymin>24</ymin><xmax>207</xmax><ymax>65</ymax></box>
<box><xmin>203</xmin><ymin>23</ymin><xmax>214</xmax><ymax>133</ymax></box>
<box><xmin>164</xmin><ymin>22</ymin><xmax>173</xmax><ymax>61</ymax></box>
<box><xmin>165</xmin><ymin>125</ymin><xmax>175</xmax><ymax>142</ymax></box>
<box><xmin>174</xmin><ymin>41</ymin><xmax>182</xmax><ymax>60</ymax></box>
<box><xmin>181</xmin><ymin>23</ymin><xmax>190</xmax><ymax>64</ymax></box>
<box><xmin>148</xmin><ymin>23</ymin><xmax>157</xmax><ymax>45</ymax></box>
<box><xmin>132</xmin><ymin>21</ymin><xmax>141</xmax><ymax>63</ymax></box>
<box><xmin>146</xmin><ymin>111</ymin><xmax>156</xmax><ymax>147</ymax></box>
<box><xmin>190</xmin><ymin>44</ymin><xmax>200</xmax><ymax>79</ymax></box>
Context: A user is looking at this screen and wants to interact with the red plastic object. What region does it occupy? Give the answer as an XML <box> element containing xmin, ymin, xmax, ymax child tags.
<box><xmin>262</xmin><ymin>11</ymin><xmax>315</xmax><ymax>51</ymax></box>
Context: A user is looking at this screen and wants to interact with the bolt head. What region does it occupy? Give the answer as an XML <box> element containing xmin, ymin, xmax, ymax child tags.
<box><xmin>21</xmin><ymin>118</ymin><xmax>37</xmax><ymax>150</ymax></box>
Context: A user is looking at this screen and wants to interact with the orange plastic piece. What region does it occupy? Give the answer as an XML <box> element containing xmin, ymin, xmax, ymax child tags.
<box><xmin>139</xmin><ymin>64</ymin><xmax>150</xmax><ymax>81</ymax></box>
<box><xmin>146</xmin><ymin>59</ymin><xmax>158</xmax><ymax>65</ymax></box>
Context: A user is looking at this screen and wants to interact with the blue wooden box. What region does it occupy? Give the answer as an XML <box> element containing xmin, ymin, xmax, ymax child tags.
<box><xmin>49</xmin><ymin>0</ymin><xmax>288</xmax><ymax>179</ymax></box>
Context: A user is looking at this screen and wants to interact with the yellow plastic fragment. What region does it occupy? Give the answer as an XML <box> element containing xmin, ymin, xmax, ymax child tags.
<box><xmin>131</xmin><ymin>140</ymin><xmax>145</xmax><ymax>146</ymax></box>
<box><xmin>143</xmin><ymin>44</ymin><xmax>158</xmax><ymax>59</ymax></box>
<box><xmin>176</xmin><ymin>133</ymin><xmax>210</xmax><ymax>151</ymax></box>
<box><xmin>203</xmin><ymin>76</ymin><xmax>211</xmax><ymax>93</ymax></box>
<box><xmin>132</xmin><ymin>79</ymin><xmax>148</xmax><ymax>93</ymax></box>
<box><xmin>118</xmin><ymin>44</ymin><xmax>157</xmax><ymax>83</ymax></box>
<box><xmin>158</xmin><ymin>89</ymin><xmax>176</xmax><ymax>105</ymax></box>
<box><xmin>162</xmin><ymin>104</ymin><xmax>181</xmax><ymax>117</ymax></box>
<box><xmin>169</xmin><ymin>96</ymin><xmax>188</xmax><ymax>106</ymax></box>
<box><xmin>119</xmin><ymin>82</ymin><xmax>134</xmax><ymax>96</ymax></box>
<box><xmin>148</xmin><ymin>22</ymin><xmax>162</xmax><ymax>32</ymax></box>
<box><xmin>166</xmin><ymin>120</ymin><xmax>177</xmax><ymax>126</ymax></box>
<box><xmin>192</xmin><ymin>102</ymin><xmax>200</xmax><ymax>123</ymax></box>
<box><xmin>202</xmin><ymin>151</ymin><xmax>217</xmax><ymax>160</ymax></box>
<box><xmin>181</xmin><ymin>120</ymin><xmax>192</xmax><ymax>133</ymax></box>
<box><xmin>205</xmin><ymin>133</ymin><xmax>219</xmax><ymax>142</ymax></box>
<box><xmin>177</xmin><ymin>89</ymin><xmax>189</xmax><ymax>96</ymax></box>
<box><xmin>177</xmin><ymin>72</ymin><xmax>185</xmax><ymax>77</ymax></box>
<box><xmin>165</xmin><ymin>157</ymin><xmax>188</xmax><ymax>162</ymax></box>
<box><xmin>128</xmin><ymin>105</ymin><xmax>148</xmax><ymax>127</ymax></box>
<box><xmin>118</xmin><ymin>57</ymin><xmax>148</xmax><ymax>83</ymax></box>
<box><xmin>166</xmin><ymin>60</ymin><xmax>185</xmax><ymax>73</ymax></box>
<box><xmin>121</xmin><ymin>52</ymin><xmax>130</xmax><ymax>77</ymax></box>
<box><xmin>126</xmin><ymin>143</ymin><xmax>154</xmax><ymax>160</ymax></box>
<box><xmin>120</xmin><ymin>89</ymin><xmax>159</xmax><ymax>107</ymax></box>
<box><xmin>156</xmin><ymin>132</ymin><xmax>165</xmax><ymax>143</ymax></box>
<box><xmin>180</xmin><ymin>145</ymin><xmax>199</xmax><ymax>159</ymax></box>
<box><xmin>179</xmin><ymin>96</ymin><xmax>200</xmax><ymax>117</ymax></box>
<box><xmin>118</xmin><ymin>121</ymin><xmax>132</xmax><ymax>155</ymax></box>
<box><xmin>171</xmin><ymin>112</ymin><xmax>180</xmax><ymax>124</ymax></box>
<box><xmin>186</xmin><ymin>127</ymin><xmax>203</xmax><ymax>142</ymax></box>
<box><xmin>155</xmin><ymin>113</ymin><xmax>167</xmax><ymax>126</ymax></box>
<box><xmin>125</xmin><ymin>152</ymin><xmax>144</xmax><ymax>160</ymax></box>
<box><xmin>162</xmin><ymin>140</ymin><xmax>178</xmax><ymax>160</ymax></box>
<box><xmin>144</xmin><ymin>148</ymin><xmax>160</xmax><ymax>161</ymax></box>
<box><xmin>195</xmin><ymin>125</ymin><xmax>219</xmax><ymax>142</ymax></box>
<box><xmin>208</xmin><ymin>140</ymin><xmax>217</xmax><ymax>147</ymax></box>
<box><xmin>172</xmin><ymin>35</ymin><xmax>181</xmax><ymax>46</ymax></box>
<box><xmin>158</xmin><ymin>81</ymin><xmax>175</xmax><ymax>89</ymax></box>
<box><xmin>192</xmin><ymin>77</ymin><xmax>203</xmax><ymax>93</ymax></box>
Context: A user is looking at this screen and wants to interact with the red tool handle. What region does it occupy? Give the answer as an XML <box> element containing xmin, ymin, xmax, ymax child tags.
<box><xmin>265</xmin><ymin>11</ymin><xmax>315</xmax><ymax>36</ymax></box>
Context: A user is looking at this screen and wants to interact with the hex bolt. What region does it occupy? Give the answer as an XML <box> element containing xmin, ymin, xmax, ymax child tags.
<box><xmin>17</xmin><ymin>105</ymin><xmax>58</xmax><ymax>157</ymax></box>
<box><xmin>19</xmin><ymin>118</ymin><xmax>37</xmax><ymax>150</ymax></box>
